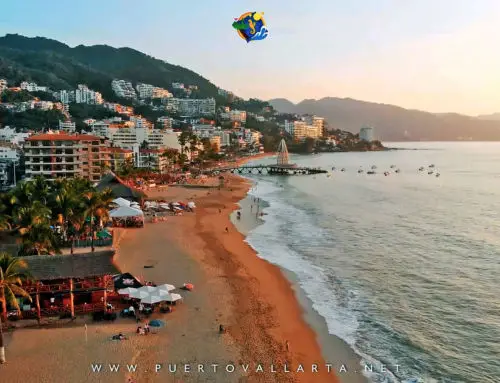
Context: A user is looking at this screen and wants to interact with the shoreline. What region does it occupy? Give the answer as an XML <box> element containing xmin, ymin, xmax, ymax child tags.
<box><xmin>231</xmin><ymin>180</ymin><xmax>369</xmax><ymax>383</ymax></box>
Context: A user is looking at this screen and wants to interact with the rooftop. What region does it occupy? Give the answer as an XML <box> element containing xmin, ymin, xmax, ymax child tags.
<box><xmin>27</xmin><ymin>133</ymin><xmax>102</xmax><ymax>141</ymax></box>
<box><xmin>21</xmin><ymin>250</ymin><xmax>117</xmax><ymax>280</ymax></box>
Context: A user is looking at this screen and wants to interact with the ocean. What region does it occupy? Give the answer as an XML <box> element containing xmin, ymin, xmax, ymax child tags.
<box><xmin>240</xmin><ymin>142</ymin><xmax>500</xmax><ymax>383</ymax></box>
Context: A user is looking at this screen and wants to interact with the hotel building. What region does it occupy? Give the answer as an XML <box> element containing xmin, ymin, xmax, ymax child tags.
<box><xmin>109</xmin><ymin>147</ymin><xmax>134</xmax><ymax>172</ymax></box>
<box><xmin>165</xmin><ymin>98</ymin><xmax>216</xmax><ymax>116</ymax></box>
<box><xmin>24</xmin><ymin>133</ymin><xmax>110</xmax><ymax>181</ymax></box>
<box><xmin>359</xmin><ymin>126</ymin><xmax>374</xmax><ymax>142</ymax></box>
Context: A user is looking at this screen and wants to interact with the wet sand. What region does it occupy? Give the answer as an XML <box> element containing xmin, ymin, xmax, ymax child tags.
<box><xmin>232</xmin><ymin>184</ymin><xmax>369</xmax><ymax>383</ymax></box>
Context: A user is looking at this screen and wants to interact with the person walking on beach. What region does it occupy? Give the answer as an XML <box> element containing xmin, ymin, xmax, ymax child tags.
<box><xmin>225</xmin><ymin>227</ymin><xmax>229</xmax><ymax>233</ymax></box>
<box><xmin>285</xmin><ymin>340</ymin><xmax>290</xmax><ymax>352</ymax></box>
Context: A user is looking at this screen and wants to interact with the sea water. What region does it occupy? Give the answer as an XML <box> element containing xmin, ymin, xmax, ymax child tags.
<box><xmin>243</xmin><ymin>142</ymin><xmax>500</xmax><ymax>383</ymax></box>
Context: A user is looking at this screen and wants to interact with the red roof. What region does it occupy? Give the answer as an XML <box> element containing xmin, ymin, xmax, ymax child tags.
<box><xmin>27</xmin><ymin>133</ymin><xmax>102</xmax><ymax>141</ymax></box>
<box><xmin>139</xmin><ymin>149</ymin><xmax>163</xmax><ymax>154</ymax></box>
<box><xmin>109</xmin><ymin>147</ymin><xmax>133</xmax><ymax>153</ymax></box>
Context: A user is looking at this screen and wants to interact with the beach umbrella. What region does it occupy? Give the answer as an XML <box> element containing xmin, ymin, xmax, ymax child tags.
<box><xmin>164</xmin><ymin>293</ymin><xmax>182</xmax><ymax>303</ymax></box>
<box><xmin>113</xmin><ymin>197</ymin><xmax>131</xmax><ymax>207</ymax></box>
<box><xmin>156</xmin><ymin>284</ymin><xmax>176</xmax><ymax>293</ymax></box>
<box><xmin>138</xmin><ymin>286</ymin><xmax>157</xmax><ymax>294</ymax></box>
<box><xmin>129</xmin><ymin>290</ymin><xmax>150</xmax><ymax>299</ymax></box>
<box><xmin>117</xmin><ymin>287</ymin><xmax>138</xmax><ymax>296</ymax></box>
<box><xmin>141</xmin><ymin>295</ymin><xmax>164</xmax><ymax>304</ymax></box>
<box><xmin>149</xmin><ymin>319</ymin><xmax>165</xmax><ymax>328</ymax></box>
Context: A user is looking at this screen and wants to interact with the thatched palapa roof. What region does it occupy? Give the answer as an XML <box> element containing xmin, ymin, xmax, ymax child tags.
<box><xmin>96</xmin><ymin>172</ymin><xmax>146</xmax><ymax>201</ymax></box>
<box><xmin>21</xmin><ymin>250</ymin><xmax>118</xmax><ymax>280</ymax></box>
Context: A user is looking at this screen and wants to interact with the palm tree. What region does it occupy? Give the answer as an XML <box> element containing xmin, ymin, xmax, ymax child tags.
<box><xmin>83</xmin><ymin>190</ymin><xmax>113</xmax><ymax>252</ymax></box>
<box><xmin>0</xmin><ymin>252</ymin><xmax>32</xmax><ymax>363</ymax></box>
<box><xmin>178</xmin><ymin>131</ymin><xmax>191</xmax><ymax>155</ymax></box>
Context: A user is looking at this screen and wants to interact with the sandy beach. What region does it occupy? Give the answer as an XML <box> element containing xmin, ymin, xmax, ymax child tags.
<box><xmin>1</xmin><ymin>164</ymin><xmax>354</xmax><ymax>383</ymax></box>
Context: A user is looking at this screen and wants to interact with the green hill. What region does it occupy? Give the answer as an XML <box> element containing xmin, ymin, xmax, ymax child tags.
<box><xmin>0</xmin><ymin>33</ymin><xmax>219</xmax><ymax>100</ymax></box>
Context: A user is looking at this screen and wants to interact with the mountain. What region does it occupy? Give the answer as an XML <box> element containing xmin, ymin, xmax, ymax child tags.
<box><xmin>269</xmin><ymin>97</ymin><xmax>500</xmax><ymax>141</ymax></box>
<box><xmin>0</xmin><ymin>34</ymin><xmax>219</xmax><ymax>100</ymax></box>
<box><xmin>476</xmin><ymin>113</ymin><xmax>500</xmax><ymax>121</ymax></box>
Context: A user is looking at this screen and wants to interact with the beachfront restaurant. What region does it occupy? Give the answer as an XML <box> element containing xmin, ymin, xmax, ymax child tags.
<box><xmin>15</xmin><ymin>251</ymin><xmax>118</xmax><ymax>320</ymax></box>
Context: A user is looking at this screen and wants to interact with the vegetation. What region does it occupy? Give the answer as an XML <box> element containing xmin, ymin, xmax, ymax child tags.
<box><xmin>0</xmin><ymin>108</ymin><xmax>66</xmax><ymax>131</ymax></box>
<box><xmin>0</xmin><ymin>90</ymin><xmax>33</xmax><ymax>103</ymax></box>
<box><xmin>0</xmin><ymin>34</ymin><xmax>219</xmax><ymax>100</ymax></box>
<box><xmin>0</xmin><ymin>176</ymin><xmax>114</xmax><ymax>256</ymax></box>
<box><xmin>0</xmin><ymin>253</ymin><xmax>32</xmax><ymax>321</ymax></box>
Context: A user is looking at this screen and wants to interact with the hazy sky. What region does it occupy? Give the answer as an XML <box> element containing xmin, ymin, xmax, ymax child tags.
<box><xmin>1</xmin><ymin>0</ymin><xmax>500</xmax><ymax>115</ymax></box>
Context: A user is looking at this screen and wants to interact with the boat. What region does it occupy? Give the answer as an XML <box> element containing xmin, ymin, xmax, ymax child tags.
<box><xmin>390</xmin><ymin>165</ymin><xmax>396</xmax><ymax>168</ymax></box>
<box><xmin>358</xmin><ymin>169</ymin><xmax>364</xmax><ymax>174</ymax></box>
<box><xmin>341</xmin><ymin>168</ymin><xmax>346</xmax><ymax>172</ymax></box>
<box><xmin>395</xmin><ymin>169</ymin><xmax>401</xmax><ymax>173</ymax></box>
<box><xmin>384</xmin><ymin>171</ymin><xmax>389</xmax><ymax>176</ymax></box>
<box><xmin>332</xmin><ymin>167</ymin><xmax>336</xmax><ymax>171</ymax></box>
<box><xmin>371</xmin><ymin>165</ymin><xmax>377</xmax><ymax>169</ymax></box>
<box><xmin>436</xmin><ymin>173</ymin><xmax>440</xmax><ymax>177</ymax></box>
<box><xmin>429</xmin><ymin>164</ymin><xmax>435</xmax><ymax>168</ymax></box>
<box><xmin>367</xmin><ymin>171</ymin><xmax>376</xmax><ymax>175</ymax></box>
<box><xmin>428</xmin><ymin>171</ymin><xmax>434</xmax><ymax>175</ymax></box>
<box><xmin>418</xmin><ymin>167</ymin><xmax>424</xmax><ymax>171</ymax></box>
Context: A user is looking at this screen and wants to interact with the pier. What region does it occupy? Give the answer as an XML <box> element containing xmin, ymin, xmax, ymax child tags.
<box><xmin>208</xmin><ymin>139</ymin><xmax>327</xmax><ymax>176</ymax></box>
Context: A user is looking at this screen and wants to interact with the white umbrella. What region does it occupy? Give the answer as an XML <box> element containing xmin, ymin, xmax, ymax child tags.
<box><xmin>157</xmin><ymin>290</ymin><xmax>173</xmax><ymax>299</ymax></box>
<box><xmin>138</xmin><ymin>286</ymin><xmax>157</xmax><ymax>293</ymax></box>
<box><xmin>141</xmin><ymin>295</ymin><xmax>164</xmax><ymax>304</ymax></box>
<box><xmin>156</xmin><ymin>284</ymin><xmax>176</xmax><ymax>293</ymax></box>
<box><xmin>112</xmin><ymin>198</ymin><xmax>131</xmax><ymax>207</ymax></box>
<box><xmin>129</xmin><ymin>290</ymin><xmax>149</xmax><ymax>299</ymax></box>
<box><xmin>117</xmin><ymin>287</ymin><xmax>138</xmax><ymax>296</ymax></box>
<box><xmin>165</xmin><ymin>293</ymin><xmax>182</xmax><ymax>302</ymax></box>
<box><xmin>187</xmin><ymin>201</ymin><xmax>196</xmax><ymax>208</ymax></box>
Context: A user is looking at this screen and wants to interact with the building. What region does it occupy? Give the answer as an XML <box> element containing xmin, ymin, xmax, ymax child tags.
<box><xmin>59</xmin><ymin>120</ymin><xmax>76</xmax><ymax>133</ymax></box>
<box><xmin>166</xmin><ymin>98</ymin><xmax>216</xmax><ymax>116</ymax></box>
<box><xmin>359</xmin><ymin>126</ymin><xmax>374</xmax><ymax>142</ymax></box>
<box><xmin>209</xmin><ymin>136</ymin><xmax>221</xmax><ymax>152</ymax></box>
<box><xmin>157</xmin><ymin>116</ymin><xmax>173</xmax><ymax>129</ymax></box>
<box><xmin>172</xmin><ymin>83</ymin><xmax>185</xmax><ymax>89</ymax></box>
<box><xmin>111</xmin><ymin>80</ymin><xmax>137</xmax><ymax>99</ymax></box>
<box><xmin>312</xmin><ymin>116</ymin><xmax>325</xmax><ymax>133</ymax></box>
<box><xmin>75</xmin><ymin>84</ymin><xmax>103</xmax><ymax>105</ymax></box>
<box><xmin>0</xmin><ymin>146</ymin><xmax>20</xmax><ymax>186</ymax></box>
<box><xmin>220</xmin><ymin>131</ymin><xmax>232</xmax><ymax>147</ymax></box>
<box><xmin>152</xmin><ymin>87</ymin><xmax>172</xmax><ymax>99</ymax></box>
<box><xmin>0</xmin><ymin>79</ymin><xmax>7</xmax><ymax>93</ymax></box>
<box><xmin>18</xmin><ymin>251</ymin><xmax>117</xmax><ymax>319</ymax></box>
<box><xmin>284</xmin><ymin>120</ymin><xmax>295</xmax><ymax>136</ymax></box>
<box><xmin>109</xmin><ymin>147</ymin><xmax>134</xmax><ymax>172</ymax></box>
<box><xmin>24</xmin><ymin>132</ymin><xmax>110</xmax><ymax>181</ymax></box>
<box><xmin>136</xmin><ymin>83</ymin><xmax>155</xmax><ymax>99</ymax></box>
<box><xmin>0</xmin><ymin>126</ymin><xmax>31</xmax><ymax>145</ymax></box>
<box><xmin>133</xmin><ymin>147</ymin><xmax>169</xmax><ymax>172</ymax></box>
<box><xmin>20</xmin><ymin>81</ymin><xmax>48</xmax><ymax>92</ymax></box>
<box><xmin>129</xmin><ymin>115</ymin><xmax>153</xmax><ymax>129</ymax></box>
<box><xmin>293</xmin><ymin>121</ymin><xmax>323</xmax><ymax>141</ymax></box>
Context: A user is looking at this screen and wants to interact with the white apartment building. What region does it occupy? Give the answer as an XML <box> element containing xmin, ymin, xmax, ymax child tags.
<box><xmin>220</xmin><ymin>132</ymin><xmax>232</xmax><ymax>147</ymax></box>
<box><xmin>157</xmin><ymin>116</ymin><xmax>173</xmax><ymax>129</ymax></box>
<box><xmin>59</xmin><ymin>120</ymin><xmax>76</xmax><ymax>133</ymax></box>
<box><xmin>293</xmin><ymin>121</ymin><xmax>323</xmax><ymax>141</ymax></box>
<box><xmin>0</xmin><ymin>79</ymin><xmax>7</xmax><ymax>93</ymax></box>
<box><xmin>359</xmin><ymin>126</ymin><xmax>374</xmax><ymax>142</ymax></box>
<box><xmin>136</xmin><ymin>83</ymin><xmax>155</xmax><ymax>99</ymax></box>
<box><xmin>111</xmin><ymin>79</ymin><xmax>137</xmax><ymax>99</ymax></box>
<box><xmin>172</xmin><ymin>83</ymin><xmax>185</xmax><ymax>89</ymax></box>
<box><xmin>284</xmin><ymin>120</ymin><xmax>295</xmax><ymax>136</ymax></box>
<box><xmin>230</xmin><ymin>110</ymin><xmax>246</xmax><ymax>123</ymax></box>
<box><xmin>58</xmin><ymin>90</ymin><xmax>72</xmax><ymax>104</ymax></box>
<box><xmin>129</xmin><ymin>115</ymin><xmax>153</xmax><ymax>129</ymax></box>
<box><xmin>166</xmin><ymin>98</ymin><xmax>216</xmax><ymax>116</ymax></box>
<box><xmin>0</xmin><ymin>127</ymin><xmax>31</xmax><ymax>145</ymax></box>
<box><xmin>153</xmin><ymin>88</ymin><xmax>172</xmax><ymax>99</ymax></box>
<box><xmin>0</xmin><ymin>146</ymin><xmax>19</xmax><ymax>161</ymax></box>
<box><xmin>75</xmin><ymin>84</ymin><xmax>103</xmax><ymax>104</ymax></box>
<box><xmin>20</xmin><ymin>81</ymin><xmax>48</xmax><ymax>92</ymax></box>
<box><xmin>192</xmin><ymin>124</ymin><xmax>221</xmax><ymax>139</ymax></box>
<box><xmin>132</xmin><ymin>146</ymin><xmax>169</xmax><ymax>172</ymax></box>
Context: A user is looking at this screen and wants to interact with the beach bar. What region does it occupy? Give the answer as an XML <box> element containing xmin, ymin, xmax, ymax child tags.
<box><xmin>18</xmin><ymin>251</ymin><xmax>118</xmax><ymax>319</ymax></box>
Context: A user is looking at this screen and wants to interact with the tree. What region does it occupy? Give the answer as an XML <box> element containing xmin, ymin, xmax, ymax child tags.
<box><xmin>0</xmin><ymin>253</ymin><xmax>32</xmax><ymax>362</ymax></box>
<box><xmin>83</xmin><ymin>190</ymin><xmax>113</xmax><ymax>252</ymax></box>
<box><xmin>178</xmin><ymin>131</ymin><xmax>191</xmax><ymax>155</ymax></box>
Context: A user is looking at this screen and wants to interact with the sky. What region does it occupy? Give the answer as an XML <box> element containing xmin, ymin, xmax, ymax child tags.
<box><xmin>1</xmin><ymin>0</ymin><xmax>500</xmax><ymax>115</ymax></box>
